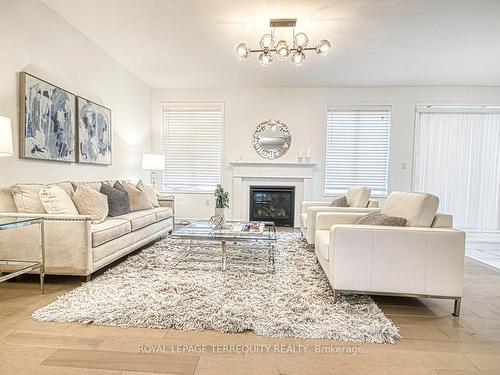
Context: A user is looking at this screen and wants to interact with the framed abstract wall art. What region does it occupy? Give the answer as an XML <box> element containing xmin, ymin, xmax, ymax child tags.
<box><xmin>19</xmin><ymin>72</ymin><xmax>76</xmax><ymax>162</ymax></box>
<box><xmin>77</xmin><ymin>97</ymin><xmax>112</xmax><ymax>165</ymax></box>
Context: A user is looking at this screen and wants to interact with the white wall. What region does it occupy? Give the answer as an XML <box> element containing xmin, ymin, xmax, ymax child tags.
<box><xmin>0</xmin><ymin>0</ymin><xmax>152</xmax><ymax>185</ymax></box>
<box><xmin>152</xmin><ymin>86</ymin><xmax>500</xmax><ymax>222</ymax></box>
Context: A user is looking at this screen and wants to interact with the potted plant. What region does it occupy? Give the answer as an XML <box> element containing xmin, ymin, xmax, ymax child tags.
<box><xmin>214</xmin><ymin>184</ymin><xmax>229</xmax><ymax>219</ymax></box>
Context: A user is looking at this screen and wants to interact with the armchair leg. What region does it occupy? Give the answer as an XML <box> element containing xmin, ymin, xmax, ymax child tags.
<box><xmin>453</xmin><ymin>297</ymin><xmax>462</xmax><ymax>317</ymax></box>
<box><xmin>333</xmin><ymin>290</ymin><xmax>339</xmax><ymax>303</ymax></box>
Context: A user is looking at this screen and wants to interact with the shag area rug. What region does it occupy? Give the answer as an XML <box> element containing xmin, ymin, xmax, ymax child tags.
<box><xmin>32</xmin><ymin>233</ymin><xmax>400</xmax><ymax>343</ymax></box>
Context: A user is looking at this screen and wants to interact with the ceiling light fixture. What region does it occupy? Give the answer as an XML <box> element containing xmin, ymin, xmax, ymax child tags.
<box><xmin>236</xmin><ymin>18</ymin><xmax>331</xmax><ymax>66</ymax></box>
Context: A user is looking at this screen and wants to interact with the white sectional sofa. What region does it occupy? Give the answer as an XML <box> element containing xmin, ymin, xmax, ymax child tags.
<box><xmin>0</xmin><ymin>181</ymin><xmax>173</xmax><ymax>279</ymax></box>
<box><xmin>313</xmin><ymin>192</ymin><xmax>465</xmax><ymax>315</ymax></box>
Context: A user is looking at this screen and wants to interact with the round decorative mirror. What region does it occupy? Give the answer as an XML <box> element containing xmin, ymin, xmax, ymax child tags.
<box><xmin>252</xmin><ymin>119</ymin><xmax>291</xmax><ymax>159</ymax></box>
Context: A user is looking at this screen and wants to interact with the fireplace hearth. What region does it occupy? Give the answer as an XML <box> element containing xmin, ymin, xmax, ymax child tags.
<box><xmin>249</xmin><ymin>186</ymin><xmax>295</xmax><ymax>226</ymax></box>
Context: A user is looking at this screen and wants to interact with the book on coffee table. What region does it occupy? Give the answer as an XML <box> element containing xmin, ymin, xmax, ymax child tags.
<box><xmin>230</xmin><ymin>222</ymin><xmax>265</xmax><ymax>234</ymax></box>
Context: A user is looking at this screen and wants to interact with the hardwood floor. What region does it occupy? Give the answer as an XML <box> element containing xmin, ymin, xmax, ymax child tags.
<box><xmin>1</xmin><ymin>247</ymin><xmax>500</xmax><ymax>374</ymax></box>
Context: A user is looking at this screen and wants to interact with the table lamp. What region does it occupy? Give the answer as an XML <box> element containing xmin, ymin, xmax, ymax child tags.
<box><xmin>141</xmin><ymin>153</ymin><xmax>165</xmax><ymax>189</ymax></box>
<box><xmin>0</xmin><ymin>116</ymin><xmax>13</xmax><ymax>157</ymax></box>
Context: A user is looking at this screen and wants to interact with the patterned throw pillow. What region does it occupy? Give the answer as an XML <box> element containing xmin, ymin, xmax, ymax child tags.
<box><xmin>137</xmin><ymin>180</ymin><xmax>160</xmax><ymax>208</ymax></box>
<box><xmin>100</xmin><ymin>183</ymin><xmax>130</xmax><ymax>217</ymax></box>
<box><xmin>331</xmin><ymin>196</ymin><xmax>348</xmax><ymax>207</ymax></box>
<box><xmin>355</xmin><ymin>212</ymin><xmax>407</xmax><ymax>226</ymax></box>
<box><xmin>72</xmin><ymin>185</ymin><xmax>109</xmax><ymax>224</ymax></box>
<box><xmin>121</xmin><ymin>181</ymin><xmax>153</xmax><ymax>212</ymax></box>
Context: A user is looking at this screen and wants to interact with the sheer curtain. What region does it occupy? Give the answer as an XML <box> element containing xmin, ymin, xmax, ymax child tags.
<box><xmin>414</xmin><ymin>108</ymin><xmax>500</xmax><ymax>231</ymax></box>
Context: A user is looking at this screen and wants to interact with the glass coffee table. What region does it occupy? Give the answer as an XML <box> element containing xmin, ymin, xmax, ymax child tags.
<box><xmin>171</xmin><ymin>220</ymin><xmax>277</xmax><ymax>272</ymax></box>
<box><xmin>0</xmin><ymin>216</ymin><xmax>45</xmax><ymax>293</ymax></box>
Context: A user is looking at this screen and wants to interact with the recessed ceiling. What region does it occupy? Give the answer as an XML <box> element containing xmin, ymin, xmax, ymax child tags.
<box><xmin>43</xmin><ymin>0</ymin><xmax>500</xmax><ymax>88</ymax></box>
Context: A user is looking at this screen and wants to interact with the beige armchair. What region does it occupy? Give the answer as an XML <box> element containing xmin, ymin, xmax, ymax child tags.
<box><xmin>313</xmin><ymin>192</ymin><xmax>465</xmax><ymax>316</ymax></box>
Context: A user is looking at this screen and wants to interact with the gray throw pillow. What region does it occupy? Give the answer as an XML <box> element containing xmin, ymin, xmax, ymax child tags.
<box><xmin>355</xmin><ymin>212</ymin><xmax>407</xmax><ymax>226</ymax></box>
<box><xmin>99</xmin><ymin>182</ymin><xmax>130</xmax><ymax>217</ymax></box>
<box><xmin>331</xmin><ymin>196</ymin><xmax>348</xmax><ymax>207</ymax></box>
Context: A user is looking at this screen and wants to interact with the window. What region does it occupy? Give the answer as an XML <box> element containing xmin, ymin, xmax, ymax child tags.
<box><xmin>414</xmin><ymin>105</ymin><xmax>500</xmax><ymax>230</ymax></box>
<box><xmin>162</xmin><ymin>103</ymin><xmax>223</xmax><ymax>192</ymax></box>
<box><xmin>324</xmin><ymin>106</ymin><xmax>391</xmax><ymax>195</ymax></box>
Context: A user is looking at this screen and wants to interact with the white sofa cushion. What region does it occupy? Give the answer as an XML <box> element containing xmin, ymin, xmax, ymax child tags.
<box><xmin>39</xmin><ymin>185</ymin><xmax>79</xmax><ymax>215</ymax></box>
<box><xmin>346</xmin><ymin>187</ymin><xmax>371</xmax><ymax>207</ymax></box>
<box><xmin>153</xmin><ymin>207</ymin><xmax>173</xmax><ymax>222</ymax></box>
<box><xmin>382</xmin><ymin>191</ymin><xmax>439</xmax><ymax>227</ymax></box>
<box><xmin>117</xmin><ymin>210</ymin><xmax>157</xmax><ymax>231</ymax></box>
<box><xmin>10</xmin><ymin>184</ymin><xmax>46</xmax><ymax>213</ymax></box>
<box><xmin>0</xmin><ymin>186</ymin><xmax>17</xmax><ymax>212</ymax></box>
<box><xmin>92</xmin><ymin>218</ymin><xmax>132</xmax><ymax>247</ymax></box>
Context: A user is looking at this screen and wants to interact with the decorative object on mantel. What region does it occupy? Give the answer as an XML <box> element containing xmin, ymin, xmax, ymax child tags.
<box><xmin>210</xmin><ymin>184</ymin><xmax>229</xmax><ymax>229</ymax></box>
<box><xmin>77</xmin><ymin>97</ymin><xmax>112</xmax><ymax>165</ymax></box>
<box><xmin>0</xmin><ymin>115</ymin><xmax>13</xmax><ymax>157</ymax></box>
<box><xmin>298</xmin><ymin>149</ymin><xmax>312</xmax><ymax>163</ymax></box>
<box><xmin>142</xmin><ymin>153</ymin><xmax>165</xmax><ymax>189</ymax></box>
<box><xmin>236</xmin><ymin>18</ymin><xmax>331</xmax><ymax>66</ymax></box>
<box><xmin>19</xmin><ymin>72</ymin><xmax>76</xmax><ymax>162</ymax></box>
<box><xmin>252</xmin><ymin>119</ymin><xmax>291</xmax><ymax>159</ymax></box>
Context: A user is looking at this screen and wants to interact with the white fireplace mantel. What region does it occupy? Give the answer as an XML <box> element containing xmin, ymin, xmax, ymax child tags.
<box><xmin>230</xmin><ymin>161</ymin><xmax>317</xmax><ymax>227</ymax></box>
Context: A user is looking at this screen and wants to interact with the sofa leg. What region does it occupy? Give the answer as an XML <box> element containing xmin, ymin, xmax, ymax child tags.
<box><xmin>453</xmin><ymin>297</ymin><xmax>462</xmax><ymax>317</ymax></box>
<box><xmin>81</xmin><ymin>275</ymin><xmax>91</xmax><ymax>283</ymax></box>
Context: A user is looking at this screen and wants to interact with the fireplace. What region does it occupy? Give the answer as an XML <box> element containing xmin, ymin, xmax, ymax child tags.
<box><xmin>249</xmin><ymin>186</ymin><xmax>295</xmax><ymax>226</ymax></box>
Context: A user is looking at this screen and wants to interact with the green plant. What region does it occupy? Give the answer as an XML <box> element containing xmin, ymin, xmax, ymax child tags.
<box><xmin>214</xmin><ymin>184</ymin><xmax>229</xmax><ymax>209</ymax></box>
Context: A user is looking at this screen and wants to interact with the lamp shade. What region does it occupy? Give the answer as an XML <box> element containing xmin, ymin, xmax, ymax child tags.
<box><xmin>141</xmin><ymin>153</ymin><xmax>165</xmax><ymax>170</ymax></box>
<box><xmin>0</xmin><ymin>115</ymin><xmax>13</xmax><ymax>157</ymax></box>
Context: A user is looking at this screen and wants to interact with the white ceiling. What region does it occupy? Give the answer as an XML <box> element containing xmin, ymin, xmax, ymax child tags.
<box><xmin>43</xmin><ymin>0</ymin><xmax>500</xmax><ymax>88</ymax></box>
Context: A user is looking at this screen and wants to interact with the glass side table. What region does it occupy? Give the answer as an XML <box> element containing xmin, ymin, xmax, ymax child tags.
<box><xmin>0</xmin><ymin>217</ymin><xmax>45</xmax><ymax>293</ymax></box>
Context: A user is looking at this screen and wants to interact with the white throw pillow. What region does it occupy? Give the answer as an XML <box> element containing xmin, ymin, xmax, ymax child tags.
<box><xmin>137</xmin><ymin>180</ymin><xmax>160</xmax><ymax>208</ymax></box>
<box><xmin>39</xmin><ymin>185</ymin><xmax>78</xmax><ymax>215</ymax></box>
<box><xmin>10</xmin><ymin>184</ymin><xmax>46</xmax><ymax>213</ymax></box>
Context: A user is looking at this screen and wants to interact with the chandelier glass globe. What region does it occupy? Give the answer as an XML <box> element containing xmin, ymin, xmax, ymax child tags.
<box><xmin>275</xmin><ymin>40</ymin><xmax>290</xmax><ymax>61</ymax></box>
<box><xmin>259</xmin><ymin>52</ymin><xmax>273</xmax><ymax>66</ymax></box>
<box><xmin>293</xmin><ymin>32</ymin><xmax>309</xmax><ymax>48</ymax></box>
<box><xmin>259</xmin><ymin>33</ymin><xmax>274</xmax><ymax>49</ymax></box>
<box><xmin>290</xmin><ymin>51</ymin><xmax>305</xmax><ymax>66</ymax></box>
<box><xmin>235</xmin><ymin>43</ymin><xmax>250</xmax><ymax>59</ymax></box>
<box><xmin>316</xmin><ymin>40</ymin><xmax>331</xmax><ymax>56</ymax></box>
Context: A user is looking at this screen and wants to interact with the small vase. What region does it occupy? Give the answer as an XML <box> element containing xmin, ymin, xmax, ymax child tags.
<box><xmin>209</xmin><ymin>207</ymin><xmax>225</xmax><ymax>230</ymax></box>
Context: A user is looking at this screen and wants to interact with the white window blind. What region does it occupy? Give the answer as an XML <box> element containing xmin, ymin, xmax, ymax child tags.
<box><xmin>414</xmin><ymin>105</ymin><xmax>500</xmax><ymax>231</ymax></box>
<box><xmin>324</xmin><ymin>107</ymin><xmax>391</xmax><ymax>195</ymax></box>
<box><xmin>162</xmin><ymin>103</ymin><xmax>223</xmax><ymax>192</ymax></box>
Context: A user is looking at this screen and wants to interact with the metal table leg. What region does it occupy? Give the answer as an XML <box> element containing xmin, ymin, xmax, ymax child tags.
<box><xmin>221</xmin><ymin>240</ymin><xmax>227</xmax><ymax>271</ymax></box>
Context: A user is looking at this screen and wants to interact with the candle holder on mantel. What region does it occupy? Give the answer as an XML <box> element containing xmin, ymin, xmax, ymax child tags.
<box><xmin>298</xmin><ymin>149</ymin><xmax>304</xmax><ymax>163</ymax></box>
<box><xmin>305</xmin><ymin>149</ymin><xmax>311</xmax><ymax>163</ymax></box>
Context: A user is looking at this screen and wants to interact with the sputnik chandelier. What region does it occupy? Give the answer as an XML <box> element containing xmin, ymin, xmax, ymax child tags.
<box><xmin>236</xmin><ymin>18</ymin><xmax>331</xmax><ymax>66</ymax></box>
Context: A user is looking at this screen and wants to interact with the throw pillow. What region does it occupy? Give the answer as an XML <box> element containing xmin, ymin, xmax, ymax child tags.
<box><xmin>39</xmin><ymin>185</ymin><xmax>78</xmax><ymax>215</ymax></box>
<box><xmin>10</xmin><ymin>184</ymin><xmax>46</xmax><ymax>213</ymax></box>
<box><xmin>72</xmin><ymin>185</ymin><xmax>109</xmax><ymax>224</ymax></box>
<box><xmin>355</xmin><ymin>212</ymin><xmax>407</xmax><ymax>226</ymax></box>
<box><xmin>100</xmin><ymin>183</ymin><xmax>130</xmax><ymax>217</ymax></box>
<box><xmin>137</xmin><ymin>180</ymin><xmax>160</xmax><ymax>208</ymax></box>
<box><xmin>331</xmin><ymin>196</ymin><xmax>348</xmax><ymax>207</ymax></box>
<box><xmin>121</xmin><ymin>180</ymin><xmax>153</xmax><ymax>212</ymax></box>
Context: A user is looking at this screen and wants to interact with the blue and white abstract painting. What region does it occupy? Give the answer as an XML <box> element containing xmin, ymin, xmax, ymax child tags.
<box><xmin>21</xmin><ymin>72</ymin><xmax>76</xmax><ymax>162</ymax></box>
<box><xmin>77</xmin><ymin>97</ymin><xmax>112</xmax><ymax>165</ymax></box>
